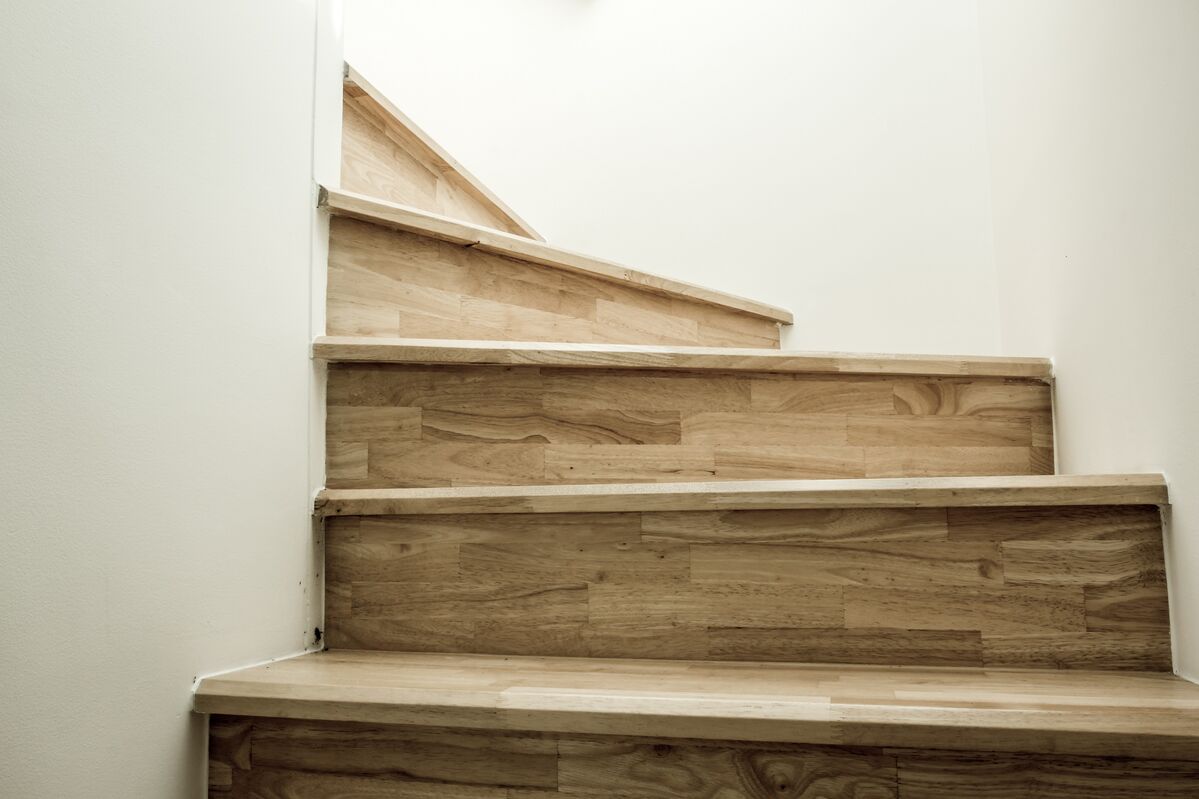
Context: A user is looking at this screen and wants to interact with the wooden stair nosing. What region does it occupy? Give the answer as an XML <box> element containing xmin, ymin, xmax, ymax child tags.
<box><xmin>314</xmin><ymin>335</ymin><xmax>1053</xmax><ymax>380</ymax></box>
<box><xmin>343</xmin><ymin>63</ymin><xmax>543</xmax><ymax>242</ymax></box>
<box><xmin>313</xmin><ymin>473</ymin><xmax>1167</xmax><ymax>517</ymax></box>
<box><xmin>193</xmin><ymin>650</ymin><xmax>1199</xmax><ymax>761</ymax></box>
<box><xmin>318</xmin><ymin>187</ymin><xmax>794</xmax><ymax>325</ymax></box>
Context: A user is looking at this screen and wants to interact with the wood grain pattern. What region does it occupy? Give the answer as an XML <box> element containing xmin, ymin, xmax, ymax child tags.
<box><xmin>322</xmin><ymin>504</ymin><xmax>1168</xmax><ymax>669</ymax></box>
<box><xmin>314</xmin><ymin>336</ymin><xmax>1054</xmax><ymax>380</ymax></box>
<box><xmin>341</xmin><ymin>66</ymin><xmax>539</xmax><ymax>238</ymax></box>
<box><xmin>325</xmin><ymin>363</ymin><xmax>1055</xmax><ymax>488</ymax></box>
<box><xmin>208</xmin><ymin>715</ymin><xmax>1199</xmax><ymax>798</ymax></box>
<box><xmin>326</xmin><ymin>216</ymin><xmax>785</xmax><ymax>348</ymax></box>
<box><xmin>323</xmin><ymin>187</ymin><xmax>793</xmax><ymax>326</ymax></box>
<box><xmin>316</xmin><ymin>474</ymin><xmax>1168</xmax><ymax>518</ymax></box>
<box><xmin>195</xmin><ymin>651</ymin><xmax>1199</xmax><ymax>759</ymax></box>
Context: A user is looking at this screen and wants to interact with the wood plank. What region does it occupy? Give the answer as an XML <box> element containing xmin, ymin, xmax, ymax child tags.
<box><xmin>709</xmin><ymin>628</ymin><xmax>985</xmax><ymax>667</ymax></box>
<box><xmin>321</xmin><ymin>187</ymin><xmax>792</xmax><ymax>325</ymax></box>
<box><xmin>894</xmin><ymin>748</ymin><xmax>1199</xmax><ymax>798</ymax></box>
<box><xmin>314</xmin><ymin>336</ymin><xmax>1053</xmax><ymax>380</ymax></box>
<box><xmin>892</xmin><ymin>380</ymin><xmax>1052</xmax><ymax>416</ymax></box>
<box><xmin>639</xmin><ymin>508</ymin><xmax>950</xmax><ymax>544</ymax></box>
<box><xmin>844</xmin><ymin>585</ymin><xmax>1086</xmax><ymax>635</ymax></box>
<box><xmin>587</xmin><ymin>582</ymin><xmax>844</xmax><ymax>629</ymax></box>
<box><xmin>558</xmin><ymin>738</ymin><xmax>898</xmax><ymax>797</ymax></box>
<box><xmin>981</xmin><ymin>631</ymin><xmax>1173</xmax><ymax>671</ymax></box>
<box><xmin>193</xmin><ymin>650</ymin><xmax>1199</xmax><ymax>759</ymax></box>
<box><xmin>1002</xmin><ymin>539</ymin><xmax>1165</xmax><ymax>586</ymax></box>
<box><xmin>848</xmin><ymin>416</ymin><xmax>1033</xmax><ymax>447</ymax></box>
<box><xmin>682</xmin><ymin>413</ymin><xmax>849</xmax><ymax>447</ymax></box>
<box><xmin>314</xmin><ymin>474</ymin><xmax>1168</xmax><ymax>517</ymax></box>
<box><xmin>947</xmin><ymin>505</ymin><xmax>1163</xmax><ymax>542</ymax></box>
<box><xmin>342</xmin><ymin>64</ymin><xmax>541</xmax><ymax>239</ymax></box>
<box><xmin>352</xmin><ymin>581</ymin><xmax>588</xmax><ymax>625</ymax></box>
<box><xmin>252</xmin><ymin>716</ymin><xmax>558</xmax><ymax>787</ymax></box>
<box><xmin>690</xmin><ymin>541</ymin><xmax>1002</xmax><ymax>587</ymax></box>
<box><xmin>864</xmin><ymin>446</ymin><xmax>1034</xmax><ymax>478</ymax></box>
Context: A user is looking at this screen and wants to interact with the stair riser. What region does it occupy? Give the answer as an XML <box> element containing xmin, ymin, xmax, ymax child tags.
<box><xmin>326</xmin><ymin>363</ymin><xmax>1054</xmax><ymax>488</ymax></box>
<box><xmin>326</xmin><ymin>217</ymin><xmax>783</xmax><ymax>348</ymax></box>
<box><xmin>209</xmin><ymin>716</ymin><xmax>1199</xmax><ymax>797</ymax></box>
<box><xmin>324</xmin><ymin>504</ymin><xmax>1167</xmax><ymax>671</ymax></box>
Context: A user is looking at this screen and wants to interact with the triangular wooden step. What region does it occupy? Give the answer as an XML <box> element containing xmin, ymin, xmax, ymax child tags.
<box><xmin>315</xmin><ymin>473</ymin><xmax>1166</xmax><ymax>517</ymax></box>
<box><xmin>195</xmin><ymin>650</ymin><xmax>1199</xmax><ymax>760</ymax></box>
<box><xmin>341</xmin><ymin>64</ymin><xmax>542</xmax><ymax>239</ymax></box>
<box><xmin>314</xmin><ymin>335</ymin><xmax>1051</xmax><ymax>378</ymax></box>
<box><xmin>321</xmin><ymin>188</ymin><xmax>793</xmax><ymax>326</ymax></box>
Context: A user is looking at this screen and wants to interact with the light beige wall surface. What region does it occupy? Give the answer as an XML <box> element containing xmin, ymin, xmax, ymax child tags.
<box><xmin>977</xmin><ymin>0</ymin><xmax>1199</xmax><ymax>681</ymax></box>
<box><xmin>0</xmin><ymin>1</ymin><xmax>333</xmax><ymax>796</ymax></box>
<box><xmin>345</xmin><ymin>0</ymin><xmax>1003</xmax><ymax>355</ymax></box>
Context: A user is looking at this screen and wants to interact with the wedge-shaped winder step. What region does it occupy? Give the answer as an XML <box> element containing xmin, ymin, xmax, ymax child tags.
<box><xmin>316</xmin><ymin>336</ymin><xmax>1056</xmax><ymax>488</ymax></box>
<box><xmin>341</xmin><ymin>63</ymin><xmax>541</xmax><ymax>239</ymax></box>
<box><xmin>320</xmin><ymin>190</ymin><xmax>792</xmax><ymax>347</ymax></box>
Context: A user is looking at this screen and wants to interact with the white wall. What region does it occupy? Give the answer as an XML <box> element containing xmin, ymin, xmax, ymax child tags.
<box><xmin>0</xmin><ymin>1</ymin><xmax>335</xmax><ymax>796</ymax></box>
<box><xmin>345</xmin><ymin>0</ymin><xmax>1003</xmax><ymax>354</ymax></box>
<box><xmin>978</xmin><ymin>0</ymin><xmax>1199</xmax><ymax>680</ymax></box>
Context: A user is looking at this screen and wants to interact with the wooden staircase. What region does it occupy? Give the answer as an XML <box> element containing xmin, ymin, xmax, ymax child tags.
<box><xmin>196</xmin><ymin>65</ymin><xmax>1198</xmax><ymax>797</ymax></box>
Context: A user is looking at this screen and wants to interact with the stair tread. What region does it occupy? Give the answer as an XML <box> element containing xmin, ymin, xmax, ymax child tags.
<box><xmin>194</xmin><ymin>649</ymin><xmax>1199</xmax><ymax>759</ymax></box>
<box><xmin>314</xmin><ymin>335</ymin><xmax>1051</xmax><ymax>379</ymax></box>
<box><xmin>318</xmin><ymin>189</ymin><xmax>794</xmax><ymax>324</ymax></box>
<box><xmin>315</xmin><ymin>473</ymin><xmax>1166</xmax><ymax>517</ymax></box>
<box><xmin>344</xmin><ymin>64</ymin><xmax>543</xmax><ymax>241</ymax></box>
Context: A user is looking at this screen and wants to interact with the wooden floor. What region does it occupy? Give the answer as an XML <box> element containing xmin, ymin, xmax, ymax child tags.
<box><xmin>195</xmin><ymin>650</ymin><xmax>1199</xmax><ymax>761</ymax></box>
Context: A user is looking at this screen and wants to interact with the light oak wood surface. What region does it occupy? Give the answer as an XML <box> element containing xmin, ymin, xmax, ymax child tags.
<box><xmin>315</xmin><ymin>474</ymin><xmax>1167</xmax><ymax>516</ymax></box>
<box><xmin>209</xmin><ymin>715</ymin><xmax>1199</xmax><ymax>799</ymax></box>
<box><xmin>194</xmin><ymin>650</ymin><xmax>1199</xmax><ymax>761</ymax></box>
<box><xmin>314</xmin><ymin>336</ymin><xmax>1054</xmax><ymax>380</ymax></box>
<box><xmin>342</xmin><ymin>64</ymin><xmax>541</xmax><ymax>239</ymax></box>
<box><xmin>326</xmin><ymin>215</ymin><xmax>782</xmax><ymax>348</ymax></box>
<box><xmin>324</xmin><ymin>363</ymin><xmax>1055</xmax><ymax>488</ymax></box>
<box><xmin>321</xmin><ymin>499</ymin><xmax>1168</xmax><ymax>669</ymax></box>
<box><xmin>321</xmin><ymin>187</ymin><xmax>794</xmax><ymax>325</ymax></box>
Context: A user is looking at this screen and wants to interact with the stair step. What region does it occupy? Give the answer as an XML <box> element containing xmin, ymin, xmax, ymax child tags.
<box><xmin>315</xmin><ymin>473</ymin><xmax>1165</xmax><ymax>517</ymax></box>
<box><xmin>316</xmin><ymin>474</ymin><xmax>1169</xmax><ymax>671</ymax></box>
<box><xmin>194</xmin><ymin>650</ymin><xmax>1199</xmax><ymax>760</ymax></box>
<box><xmin>314</xmin><ymin>335</ymin><xmax>1052</xmax><ymax>379</ymax></box>
<box><xmin>320</xmin><ymin>187</ymin><xmax>793</xmax><ymax>325</ymax></box>
<box><xmin>322</xmin><ymin>340</ymin><xmax>1056</xmax><ymax>488</ymax></box>
<box><xmin>342</xmin><ymin>63</ymin><xmax>542</xmax><ymax>239</ymax></box>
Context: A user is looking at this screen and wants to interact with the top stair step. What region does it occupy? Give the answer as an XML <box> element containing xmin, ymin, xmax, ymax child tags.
<box><xmin>341</xmin><ymin>64</ymin><xmax>542</xmax><ymax>239</ymax></box>
<box><xmin>320</xmin><ymin>187</ymin><xmax>794</xmax><ymax>325</ymax></box>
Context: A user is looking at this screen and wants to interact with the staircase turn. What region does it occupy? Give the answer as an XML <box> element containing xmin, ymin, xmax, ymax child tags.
<box><xmin>197</xmin><ymin>65</ymin><xmax>1196</xmax><ymax>798</ymax></box>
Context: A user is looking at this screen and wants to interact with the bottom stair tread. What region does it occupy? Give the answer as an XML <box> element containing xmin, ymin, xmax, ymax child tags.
<box><xmin>195</xmin><ymin>650</ymin><xmax>1199</xmax><ymax>760</ymax></box>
